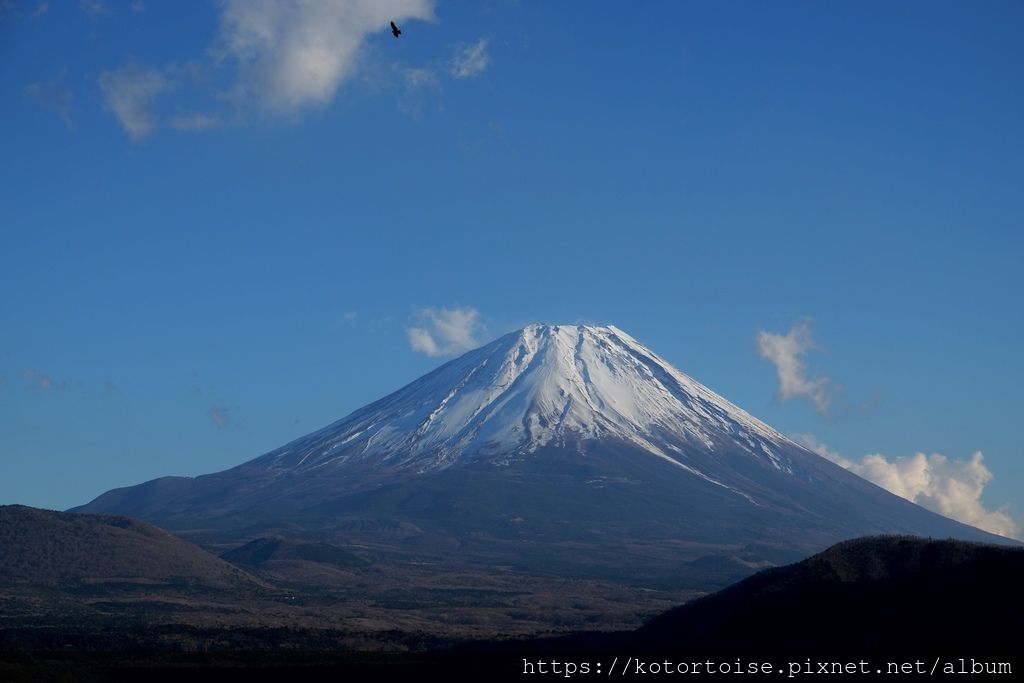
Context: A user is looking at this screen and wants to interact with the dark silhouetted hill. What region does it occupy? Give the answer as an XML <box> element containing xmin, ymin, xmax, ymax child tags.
<box><xmin>629</xmin><ymin>535</ymin><xmax>1024</xmax><ymax>652</ymax></box>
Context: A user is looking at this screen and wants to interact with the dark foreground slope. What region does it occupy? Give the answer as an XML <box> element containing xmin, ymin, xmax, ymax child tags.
<box><xmin>3</xmin><ymin>536</ymin><xmax>1020</xmax><ymax>682</ymax></box>
<box><xmin>0</xmin><ymin>505</ymin><xmax>684</xmax><ymax>640</ymax></box>
<box><xmin>622</xmin><ymin>535</ymin><xmax>1024</xmax><ymax>653</ymax></box>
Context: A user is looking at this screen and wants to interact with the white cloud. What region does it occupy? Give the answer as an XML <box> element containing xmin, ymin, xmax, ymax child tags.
<box><xmin>795</xmin><ymin>435</ymin><xmax>1018</xmax><ymax>539</ymax></box>
<box><xmin>98</xmin><ymin>64</ymin><xmax>167</xmax><ymax>139</ymax></box>
<box><xmin>408</xmin><ymin>327</ymin><xmax>440</xmax><ymax>356</ymax></box>
<box><xmin>450</xmin><ymin>38</ymin><xmax>490</xmax><ymax>79</ymax></box>
<box><xmin>756</xmin><ymin>321</ymin><xmax>832</xmax><ymax>413</ymax></box>
<box><xmin>218</xmin><ymin>0</ymin><xmax>434</xmax><ymax>113</ymax></box>
<box><xmin>93</xmin><ymin>1</ymin><xmax>505</xmax><ymax>138</ymax></box>
<box><xmin>407</xmin><ymin>306</ymin><xmax>485</xmax><ymax>357</ymax></box>
<box><xmin>793</xmin><ymin>433</ymin><xmax>844</xmax><ymax>463</ymax></box>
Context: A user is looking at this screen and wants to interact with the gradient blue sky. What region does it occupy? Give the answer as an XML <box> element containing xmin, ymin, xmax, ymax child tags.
<box><xmin>2</xmin><ymin>1</ymin><xmax>1021</xmax><ymax>533</ymax></box>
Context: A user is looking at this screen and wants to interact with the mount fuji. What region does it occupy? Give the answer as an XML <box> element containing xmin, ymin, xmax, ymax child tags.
<box><xmin>75</xmin><ymin>324</ymin><xmax>1009</xmax><ymax>584</ymax></box>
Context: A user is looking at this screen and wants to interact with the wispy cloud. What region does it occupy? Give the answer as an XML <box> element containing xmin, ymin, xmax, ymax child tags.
<box><xmin>24</xmin><ymin>369</ymin><xmax>65</xmax><ymax>391</ymax></box>
<box><xmin>26</xmin><ymin>73</ymin><xmax>74</xmax><ymax>129</ymax></box>
<box><xmin>78</xmin><ymin>0</ymin><xmax>109</xmax><ymax>17</ymax></box>
<box><xmin>398</xmin><ymin>65</ymin><xmax>442</xmax><ymax>118</ymax></box>
<box><xmin>209</xmin><ymin>405</ymin><xmax>230</xmax><ymax>429</ymax></box>
<box><xmin>450</xmin><ymin>38</ymin><xmax>490</xmax><ymax>79</ymax></box>
<box><xmin>756</xmin><ymin>321</ymin><xmax>833</xmax><ymax>413</ymax></box>
<box><xmin>407</xmin><ymin>306</ymin><xmax>485</xmax><ymax>357</ymax></box>
<box><xmin>169</xmin><ymin>113</ymin><xmax>221</xmax><ymax>131</ymax></box>
<box><xmin>403</xmin><ymin>66</ymin><xmax>439</xmax><ymax>90</ymax></box>
<box><xmin>795</xmin><ymin>434</ymin><xmax>1018</xmax><ymax>539</ymax></box>
<box><xmin>218</xmin><ymin>0</ymin><xmax>434</xmax><ymax>113</ymax></box>
<box><xmin>98</xmin><ymin>63</ymin><xmax>167</xmax><ymax>139</ymax></box>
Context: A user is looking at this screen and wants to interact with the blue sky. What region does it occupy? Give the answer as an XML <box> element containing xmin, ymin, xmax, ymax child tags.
<box><xmin>1</xmin><ymin>1</ymin><xmax>1021</xmax><ymax>535</ymax></box>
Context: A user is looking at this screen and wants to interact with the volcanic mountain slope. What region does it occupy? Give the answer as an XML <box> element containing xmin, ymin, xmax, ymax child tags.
<box><xmin>221</xmin><ymin>538</ymin><xmax>367</xmax><ymax>570</ymax></box>
<box><xmin>75</xmin><ymin>324</ymin><xmax>1012</xmax><ymax>582</ymax></box>
<box><xmin>219</xmin><ymin>537</ymin><xmax>369</xmax><ymax>586</ymax></box>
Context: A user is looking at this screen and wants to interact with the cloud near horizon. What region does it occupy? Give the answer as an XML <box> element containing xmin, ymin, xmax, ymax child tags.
<box><xmin>795</xmin><ymin>434</ymin><xmax>1018</xmax><ymax>539</ymax></box>
<box><xmin>407</xmin><ymin>306</ymin><xmax>485</xmax><ymax>357</ymax></box>
<box><xmin>756</xmin><ymin>322</ymin><xmax>833</xmax><ymax>413</ymax></box>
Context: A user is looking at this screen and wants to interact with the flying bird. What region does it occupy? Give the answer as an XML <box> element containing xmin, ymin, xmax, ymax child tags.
<box><xmin>390</xmin><ymin>21</ymin><xmax>401</xmax><ymax>38</ymax></box>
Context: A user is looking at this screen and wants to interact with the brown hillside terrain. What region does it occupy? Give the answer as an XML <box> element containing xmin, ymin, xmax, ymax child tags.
<box><xmin>0</xmin><ymin>505</ymin><xmax>258</xmax><ymax>590</ymax></box>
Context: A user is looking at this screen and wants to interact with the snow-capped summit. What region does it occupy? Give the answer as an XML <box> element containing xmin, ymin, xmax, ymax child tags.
<box><xmin>256</xmin><ymin>324</ymin><xmax>796</xmax><ymax>482</ymax></box>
